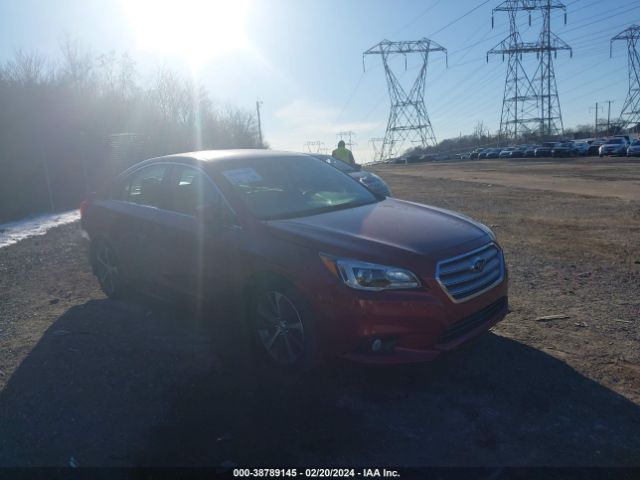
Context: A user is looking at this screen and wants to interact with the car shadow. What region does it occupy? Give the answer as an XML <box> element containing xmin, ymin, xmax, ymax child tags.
<box><xmin>0</xmin><ymin>297</ymin><xmax>639</xmax><ymax>467</ymax></box>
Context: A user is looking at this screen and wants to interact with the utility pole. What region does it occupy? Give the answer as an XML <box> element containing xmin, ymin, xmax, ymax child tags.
<box><xmin>590</xmin><ymin>102</ymin><xmax>602</xmax><ymax>136</ymax></box>
<box><xmin>40</xmin><ymin>145</ymin><xmax>55</xmax><ymax>213</ymax></box>
<box><xmin>611</xmin><ymin>26</ymin><xmax>640</xmax><ymax>133</ymax></box>
<box><xmin>363</xmin><ymin>38</ymin><xmax>447</xmax><ymax>161</ymax></box>
<box><xmin>256</xmin><ymin>98</ymin><xmax>264</xmax><ymax>147</ymax></box>
<box><xmin>605</xmin><ymin>100</ymin><xmax>615</xmax><ymax>135</ymax></box>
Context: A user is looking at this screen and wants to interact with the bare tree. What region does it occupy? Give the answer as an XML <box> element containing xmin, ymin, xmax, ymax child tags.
<box><xmin>473</xmin><ymin>121</ymin><xmax>488</xmax><ymax>140</ymax></box>
<box><xmin>0</xmin><ymin>44</ymin><xmax>263</xmax><ymax>222</ymax></box>
<box><xmin>58</xmin><ymin>34</ymin><xmax>94</xmax><ymax>89</ymax></box>
<box><xmin>4</xmin><ymin>49</ymin><xmax>49</xmax><ymax>85</ymax></box>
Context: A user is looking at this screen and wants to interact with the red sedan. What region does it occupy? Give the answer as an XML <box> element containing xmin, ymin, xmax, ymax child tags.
<box><xmin>81</xmin><ymin>150</ymin><xmax>508</xmax><ymax>370</ymax></box>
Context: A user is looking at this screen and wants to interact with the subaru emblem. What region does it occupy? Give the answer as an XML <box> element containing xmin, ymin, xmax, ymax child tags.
<box><xmin>471</xmin><ymin>257</ymin><xmax>486</xmax><ymax>273</ymax></box>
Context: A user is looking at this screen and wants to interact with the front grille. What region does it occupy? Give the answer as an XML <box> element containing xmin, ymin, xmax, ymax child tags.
<box><xmin>438</xmin><ymin>297</ymin><xmax>508</xmax><ymax>345</ymax></box>
<box><xmin>436</xmin><ymin>243</ymin><xmax>504</xmax><ymax>302</ymax></box>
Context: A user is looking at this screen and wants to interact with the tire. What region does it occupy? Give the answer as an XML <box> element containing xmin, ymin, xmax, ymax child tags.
<box><xmin>91</xmin><ymin>240</ymin><xmax>127</xmax><ymax>299</ymax></box>
<box><xmin>248</xmin><ymin>278</ymin><xmax>319</xmax><ymax>372</ymax></box>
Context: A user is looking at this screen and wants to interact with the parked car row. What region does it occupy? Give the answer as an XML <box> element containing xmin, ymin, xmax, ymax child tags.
<box><xmin>459</xmin><ymin>136</ymin><xmax>638</xmax><ymax>159</ymax></box>
<box><xmin>386</xmin><ymin>152</ymin><xmax>452</xmax><ymax>164</ymax></box>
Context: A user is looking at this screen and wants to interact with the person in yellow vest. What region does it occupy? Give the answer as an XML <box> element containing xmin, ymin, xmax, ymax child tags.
<box><xmin>332</xmin><ymin>140</ymin><xmax>356</xmax><ymax>166</ymax></box>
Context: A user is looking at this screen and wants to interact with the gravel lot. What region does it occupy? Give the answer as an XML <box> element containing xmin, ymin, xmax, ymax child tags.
<box><xmin>0</xmin><ymin>157</ymin><xmax>639</xmax><ymax>467</ymax></box>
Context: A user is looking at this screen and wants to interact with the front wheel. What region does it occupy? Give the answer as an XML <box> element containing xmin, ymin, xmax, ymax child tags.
<box><xmin>249</xmin><ymin>280</ymin><xmax>319</xmax><ymax>372</ymax></box>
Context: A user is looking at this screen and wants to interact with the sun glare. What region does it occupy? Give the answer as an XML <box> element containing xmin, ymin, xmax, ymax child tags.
<box><xmin>123</xmin><ymin>0</ymin><xmax>250</xmax><ymax>70</ymax></box>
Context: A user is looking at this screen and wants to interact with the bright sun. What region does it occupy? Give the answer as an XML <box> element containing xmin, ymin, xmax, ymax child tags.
<box><xmin>123</xmin><ymin>0</ymin><xmax>250</xmax><ymax>70</ymax></box>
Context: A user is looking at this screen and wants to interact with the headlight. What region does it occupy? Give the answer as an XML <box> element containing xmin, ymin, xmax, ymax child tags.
<box><xmin>319</xmin><ymin>254</ymin><xmax>421</xmax><ymax>291</ymax></box>
<box><xmin>477</xmin><ymin>223</ymin><xmax>497</xmax><ymax>241</ymax></box>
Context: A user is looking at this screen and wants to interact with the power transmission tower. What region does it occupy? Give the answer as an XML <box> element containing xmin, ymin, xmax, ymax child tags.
<box><xmin>336</xmin><ymin>131</ymin><xmax>356</xmax><ymax>150</ymax></box>
<box><xmin>304</xmin><ymin>141</ymin><xmax>325</xmax><ymax>153</ymax></box>
<box><xmin>611</xmin><ymin>25</ymin><xmax>640</xmax><ymax>132</ymax></box>
<box><xmin>489</xmin><ymin>1</ymin><xmax>571</xmax><ymax>140</ymax></box>
<box><xmin>369</xmin><ymin>137</ymin><xmax>385</xmax><ymax>163</ymax></box>
<box><xmin>534</xmin><ymin>0</ymin><xmax>571</xmax><ymax>137</ymax></box>
<box><xmin>363</xmin><ymin>38</ymin><xmax>447</xmax><ymax>161</ymax></box>
<box><xmin>488</xmin><ymin>1</ymin><xmax>540</xmax><ymax>141</ymax></box>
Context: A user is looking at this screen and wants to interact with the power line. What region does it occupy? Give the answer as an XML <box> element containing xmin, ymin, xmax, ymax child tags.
<box><xmin>390</xmin><ymin>0</ymin><xmax>442</xmax><ymax>37</ymax></box>
<box><xmin>429</xmin><ymin>0</ymin><xmax>493</xmax><ymax>37</ymax></box>
<box><xmin>336</xmin><ymin>72</ymin><xmax>365</xmax><ymax>123</ymax></box>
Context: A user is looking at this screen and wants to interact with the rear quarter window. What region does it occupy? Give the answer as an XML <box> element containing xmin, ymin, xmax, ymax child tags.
<box><xmin>108</xmin><ymin>177</ymin><xmax>129</xmax><ymax>201</ymax></box>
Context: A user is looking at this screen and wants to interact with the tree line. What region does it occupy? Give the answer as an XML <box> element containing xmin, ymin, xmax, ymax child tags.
<box><xmin>0</xmin><ymin>37</ymin><xmax>264</xmax><ymax>223</ymax></box>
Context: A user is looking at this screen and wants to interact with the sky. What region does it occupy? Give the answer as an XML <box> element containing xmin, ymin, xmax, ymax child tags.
<box><xmin>0</xmin><ymin>0</ymin><xmax>637</xmax><ymax>162</ymax></box>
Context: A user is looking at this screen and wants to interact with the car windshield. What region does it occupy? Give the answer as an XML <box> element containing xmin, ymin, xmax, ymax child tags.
<box><xmin>542</xmin><ymin>142</ymin><xmax>557</xmax><ymax>147</ymax></box>
<box><xmin>314</xmin><ymin>154</ymin><xmax>357</xmax><ymax>173</ymax></box>
<box><xmin>631</xmin><ymin>140</ymin><xmax>640</xmax><ymax>146</ymax></box>
<box><xmin>215</xmin><ymin>155</ymin><xmax>379</xmax><ymax>220</ymax></box>
<box><xmin>606</xmin><ymin>138</ymin><xmax>623</xmax><ymax>144</ymax></box>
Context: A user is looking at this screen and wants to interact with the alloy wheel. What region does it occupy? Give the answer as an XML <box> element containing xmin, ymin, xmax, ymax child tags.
<box><xmin>255</xmin><ymin>291</ymin><xmax>305</xmax><ymax>365</ymax></box>
<box><xmin>95</xmin><ymin>243</ymin><xmax>120</xmax><ymax>298</ymax></box>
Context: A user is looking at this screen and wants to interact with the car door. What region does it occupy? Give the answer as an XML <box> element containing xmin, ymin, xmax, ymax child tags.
<box><xmin>154</xmin><ymin>164</ymin><xmax>245</xmax><ymax>307</ymax></box>
<box><xmin>111</xmin><ymin>163</ymin><xmax>172</xmax><ymax>288</ymax></box>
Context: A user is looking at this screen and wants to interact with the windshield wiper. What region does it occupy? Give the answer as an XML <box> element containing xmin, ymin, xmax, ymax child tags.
<box><xmin>264</xmin><ymin>198</ymin><xmax>380</xmax><ymax>221</ymax></box>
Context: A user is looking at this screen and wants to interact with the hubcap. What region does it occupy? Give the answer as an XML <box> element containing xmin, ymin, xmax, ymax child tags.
<box><xmin>255</xmin><ymin>291</ymin><xmax>305</xmax><ymax>365</ymax></box>
<box><xmin>96</xmin><ymin>245</ymin><xmax>119</xmax><ymax>296</ymax></box>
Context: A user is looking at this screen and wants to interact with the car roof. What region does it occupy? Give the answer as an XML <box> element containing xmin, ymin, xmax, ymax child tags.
<box><xmin>120</xmin><ymin>149</ymin><xmax>312</xmax><ymax>175</ymax></box>
<box><xmin>159</xmin><ymin>149</ymin><xmax>307</xmax><ymax>163</ymax></box>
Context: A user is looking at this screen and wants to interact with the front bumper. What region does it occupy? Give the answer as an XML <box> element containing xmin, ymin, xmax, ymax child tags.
<box><xmin>313</xmin><ymin>276</ymin><xmax>509</xmax><ymax>365</ymax></box>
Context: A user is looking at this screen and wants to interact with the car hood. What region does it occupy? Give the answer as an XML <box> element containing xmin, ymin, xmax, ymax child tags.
<box><xmin>265</xmin><ymin>198</ymin><xmax>489</xmax><ymax>262</ymax></box>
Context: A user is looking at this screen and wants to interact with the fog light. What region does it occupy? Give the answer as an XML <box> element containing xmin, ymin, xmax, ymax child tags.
<box><xmin>371</xmin><ymin>338</ymin><xmax>383</xmax><ymax>352</ymax></box>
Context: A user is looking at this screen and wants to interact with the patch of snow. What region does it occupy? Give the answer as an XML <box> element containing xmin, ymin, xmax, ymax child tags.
<box><xmin>0</xmin><ymin>210</ymin><xmax>80</xmax><ymax>249</ymax></box>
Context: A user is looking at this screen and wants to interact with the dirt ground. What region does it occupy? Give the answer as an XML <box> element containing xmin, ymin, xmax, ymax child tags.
<box><xmin>0</xmin><ymin>157</ymin><xmax>639</xmax><ymax>467</ymax></box>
